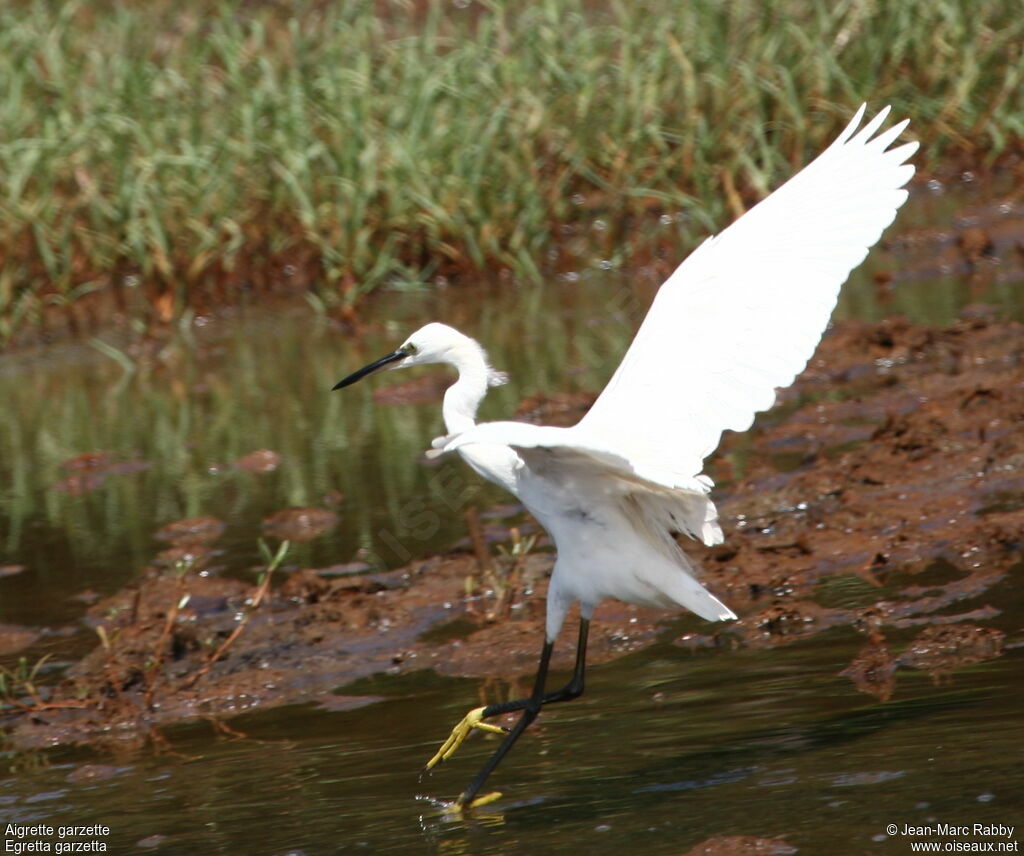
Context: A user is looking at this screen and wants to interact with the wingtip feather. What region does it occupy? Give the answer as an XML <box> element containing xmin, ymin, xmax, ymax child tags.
<box><xmin>852</xmin><ymin>104</ymin><xmax>892</xmax><ymax>145</ymax></box>
<box><xmin>836</xmin><ymin>103</ymin><xmax>868</xmax><ymax>144</ymax></box>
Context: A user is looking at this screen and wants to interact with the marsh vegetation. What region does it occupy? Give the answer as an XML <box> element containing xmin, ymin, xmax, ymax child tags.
<box><xmin>2</xmin><ymin>0</ymin><xmax>1023</xmax><ymax>343</ymax></box>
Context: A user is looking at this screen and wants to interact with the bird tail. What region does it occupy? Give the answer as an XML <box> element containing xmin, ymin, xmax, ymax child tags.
<box><xmin>656</xmin><ymin>547</ymin><xmax>736</xmax><ymax>621</ymax></box>
<box><xmin>621</xmin><ymin>490</ymin><xmax>736</xmax><ymax>621</ymax></box>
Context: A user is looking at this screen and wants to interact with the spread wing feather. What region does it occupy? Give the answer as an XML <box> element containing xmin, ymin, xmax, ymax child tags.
<box><xmin>574</xmin><ymin>105</ymin><xmax>916</xmax><ymax>483</ymax></box>
<box><xmin>435</xmin><ymin>106</ymin><xmax>915</xmax><ymax>626</ymax></box>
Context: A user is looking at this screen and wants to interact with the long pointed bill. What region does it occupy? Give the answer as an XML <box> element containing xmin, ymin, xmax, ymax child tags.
<box><xmin>332</xmin><ymin>350</ymin><xmax>406</xmax><ymax>390</ymax></box>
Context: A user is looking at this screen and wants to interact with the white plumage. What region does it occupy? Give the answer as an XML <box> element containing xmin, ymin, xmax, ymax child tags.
<box><xmin>334</xmin><ymin>105</ymin><xmax>916</xmax><ymax>803</ymax></box>
<box><xmin>427</xmin><ymin>105</ymin><xmax>916</xmax><ymax>638</ymax></box>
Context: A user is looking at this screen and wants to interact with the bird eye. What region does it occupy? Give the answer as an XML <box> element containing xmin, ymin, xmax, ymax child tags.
<box><xmin>401</xmin><ymin>343</ymin><xmax>418</xmax><ymax>355</ymax></box>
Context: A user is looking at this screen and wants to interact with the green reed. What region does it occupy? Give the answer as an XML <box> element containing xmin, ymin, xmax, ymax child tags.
<box><xmin>1</xmin><ymin>0</ymin><xmax>1021</xmax><ymax>344</ymax></box>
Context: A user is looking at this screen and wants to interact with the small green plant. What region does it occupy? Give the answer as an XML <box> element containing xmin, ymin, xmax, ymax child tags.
<box><xmin>141</xmin><ymin>555</ymin><xmax>197</xmax><ymax>708</ymax></box>
<box><xmin>489</xmin><ymin>527</ymin><xmax>539</xmax><ymax>620</ymax></box>
<box><xmin>0</xmin><ymin>655</ymin><xmax>52</xmax><ymax>710</ymax></box>
<box><xmin>0</xmin><ymin>651</ymin><xmax>73</xmax><ymax>712</ymax></box>
<box><xmin>464</xmin><ymin>508</ymin><xmax>540</xmax><ymax>621</ymax></box>
<box><xmin>180</xmin><ymin>539</ymin><xmax>290</xmax><ymax>689</ymax></box>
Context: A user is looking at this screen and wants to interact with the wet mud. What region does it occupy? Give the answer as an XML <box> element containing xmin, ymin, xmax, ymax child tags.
<box><xmin>682</xmin><ymin>836</ymin><xmax>797</xmax><ymax>856</ymax></box>
<box><xmin>2</xmin><ymin>310</ymin><xmax>1022</xmax><ymax>749</ymax></box>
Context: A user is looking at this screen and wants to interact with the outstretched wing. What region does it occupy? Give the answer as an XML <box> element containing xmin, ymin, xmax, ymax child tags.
<box><xmin>434</xmin><ymin>106</ymin><xmax>915</xmax><ymax>559</ymax></box>
<box><xmin>575</xmin><ymin>105</ymin><xmax>916</xmax><ymax>483</ymax></box>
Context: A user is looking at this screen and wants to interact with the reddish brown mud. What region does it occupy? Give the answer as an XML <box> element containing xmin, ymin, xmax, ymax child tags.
<box><xmin>2</xmin><ymin>311</ymin><xmax>1021</xmax><ymax>749</ymax></box>
<box><xmin>0</xmin><ymin>624</ymin><xmax>41</xmax><ymax>657</ymax></box>
<box><xmin>50</xmin><ymin>451</ymin><xmax>152</xmax><ymax>496</ymax></box>
<box><xmin>232</xmin><ymin>449</ymin><xmax>282</xmax><ymax>473</ymax></box>
<box><xmin>260</xmin><ymin>507</ymin><xmax>340</xmax><ymax>542</ymax></box>
<box><xmin>682</xmin><ymin>836</ymin><xmax>798</xmax><ymax>856</ymax></box>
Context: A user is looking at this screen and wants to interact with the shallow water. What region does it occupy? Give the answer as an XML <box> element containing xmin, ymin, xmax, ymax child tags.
<box><xmin>1</xmin><ymin>176</ymin><xmax>1023</xmax><ymax>854</ymax></box>
<box><xmin>2</xmin><ymin>624</ymin><xmax>1021</xmax><ymax>854</ymax></box>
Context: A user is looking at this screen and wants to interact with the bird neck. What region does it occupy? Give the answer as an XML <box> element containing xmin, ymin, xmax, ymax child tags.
<box><xmin>442</xmin><ymin>345</ymin><xmax>491</xmax><ymax>434</ymax></box>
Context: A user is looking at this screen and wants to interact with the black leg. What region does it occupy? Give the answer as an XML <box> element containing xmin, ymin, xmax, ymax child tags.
<box><xmin>479</xmin><ymin>618</ymin><xmax>590</xmax><ymax>717</ymax></box>
<box><xmin>456</xmin><ymin>618</ymin><xmax>590</xmax><ymax>807</ymax></box>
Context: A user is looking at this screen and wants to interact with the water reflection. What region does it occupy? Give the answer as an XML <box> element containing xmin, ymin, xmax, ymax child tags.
<box><xmin>1</xmin><ymin>177</ymin><xmax>1023</xmax><ymax>854</ymax></box>
<box><xmin>3</xmin><ymin>178</ymin><xmax>1022</xmax><ymax>631</ymax></box>
<box><xmin>1</xmin><ymin>634</ymin><xmax>1019</xmax><ymax>855</ymax></box>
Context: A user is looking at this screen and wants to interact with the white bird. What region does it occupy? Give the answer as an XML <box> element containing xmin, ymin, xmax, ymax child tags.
<box><xmin>333</xmin><ymin>104</ymin><xmax>916</xmax><ymax>808</ymax></box>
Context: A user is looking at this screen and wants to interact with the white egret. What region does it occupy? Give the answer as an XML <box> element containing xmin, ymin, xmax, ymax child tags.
<box><xmin>333</xmin><ymin>104</ymin><xmax>916</xmax><ymax>807</ymax></box>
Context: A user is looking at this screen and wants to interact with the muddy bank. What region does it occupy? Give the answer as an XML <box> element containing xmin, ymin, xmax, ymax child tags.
<box><xmin>2</xmin><ymin>310</ymin><xmax>1021</xmax><ymax>750</ymax></box>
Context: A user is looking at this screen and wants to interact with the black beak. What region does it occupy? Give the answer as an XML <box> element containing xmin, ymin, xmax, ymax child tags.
<box><xmin>332</xmin><ymin>350</ymin><xmax>407</xmax><ymax>390</ymax></box>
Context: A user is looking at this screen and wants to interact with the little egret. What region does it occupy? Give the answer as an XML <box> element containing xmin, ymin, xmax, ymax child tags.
<box><xmin>333</xmin><ymin>105</ymin><xmax>916</xmax><ymax>807</ymax></box>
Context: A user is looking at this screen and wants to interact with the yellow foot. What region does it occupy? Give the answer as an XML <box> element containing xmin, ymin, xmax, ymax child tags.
<box><xmin>443</xmin><ymin>791</ymin><xmax>503</xmax><ymax>815</ymax></box>
<box><xmin>465</xmin><ymin>790</ymin><xmax>503</xmax><ymax>809</ymax></box>
<box><xmin>424</xmin><ymin>707</ymin><xmax>506</xmax><ymax>771</ymax></box>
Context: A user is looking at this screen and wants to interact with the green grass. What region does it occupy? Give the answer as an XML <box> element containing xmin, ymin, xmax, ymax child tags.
<box><xmin>1</xmin><ymin>0</ymin><xmax>1022</xmax><ymax>344</ymax></box>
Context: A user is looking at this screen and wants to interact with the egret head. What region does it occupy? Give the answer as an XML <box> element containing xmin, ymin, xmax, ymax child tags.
<box><xmin>332</xmin><ymin>322</ymin><xmax>507</xmax><ymax>390</ymax></box>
